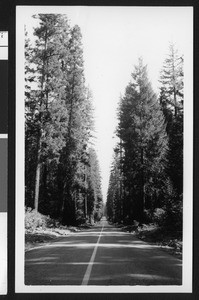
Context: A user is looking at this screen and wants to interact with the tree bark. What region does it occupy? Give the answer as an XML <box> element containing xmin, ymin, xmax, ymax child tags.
<box><xmin>34</xmin><ymin>161</ymin><xmax>41</xmax><ymax>211</ymax></box>
<box><xmin>84</xmin><ymin>194</ymin><xmax>87</xmax><ymax>220</ymax></box>
<box><xmin>34</xmin><ymin>128</ymin><xmax>42</xmax><ymax>212</ymax></box>
<box><xmin>140</xmin><ymin>147</ymin><xmax>144</xmax><ymax>222</ymax></box>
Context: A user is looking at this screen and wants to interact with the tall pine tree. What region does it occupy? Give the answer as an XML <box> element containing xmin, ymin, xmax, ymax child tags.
<box><xmin>158</xmin><ymin>43</ymin><xmax>183</xmax><ymax>229</ymax></box>
<box><xmin>25</xmin><ymin>14</ymin><xmax>69</xmax><ymax>212</ymax></box>
<box><xmin>115</xmin><ymin>58</ymin><xmax>168</xmax><ymax>223</ymax></box>
<box><xmin>25</xmin><ymin>14</ymin><xmax>101</xmax><ymax>225</ymax></box>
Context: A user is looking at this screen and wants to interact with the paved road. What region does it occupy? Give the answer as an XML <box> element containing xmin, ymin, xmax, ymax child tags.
<box><xmin>25</xmin><ymin>217</ymin><xmax>182</xmax><ymax>285</ymax></box>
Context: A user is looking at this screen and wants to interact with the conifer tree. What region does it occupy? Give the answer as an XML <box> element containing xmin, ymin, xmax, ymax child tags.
<box><xmin>86</xmin><ymin>148</ymin><xmax>103</xmax><ymax>223</ymax></box>
<box><xmin>159</xmin><ymin>44</ymin><xmax>183</xmax><ymax>228</ymax></box>
<box><xmin>25</xmin><ymin>14</ymin><xmax>105</xmax><ymax>225</ymax></box>
<box><xmin>106</xmin><ymin>150</ymin><xmax>123</xmax><ymax>223</ymax></box>
<box><xmin>159</xmin><ymin>43</ymin><xmax>183</xmax><ymax>195</ymax></box>
<box><xmin>116</xmin><ymin>58</ymin><xmax>168</xmax><ymax>223</ymax></box>
<box><xmin>25</xmin><ymin>14</ymin><xmax>69</xmax><ymax>211</ymax></box>
<box><xmin>57</xmin><ymin>25</ymin><xmax>95</xmax><ymax>224</ymax></box>
<box><xmin>159</xmin><ymin>43</ymin><xmax>183</xmax><ymax>118</ymax></box>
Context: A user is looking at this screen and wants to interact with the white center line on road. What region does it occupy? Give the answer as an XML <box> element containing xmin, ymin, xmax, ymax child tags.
<box><xmin>81</xmin><ymin>223</ymin><xmax>104</xmax><ymax>285</ymax></box>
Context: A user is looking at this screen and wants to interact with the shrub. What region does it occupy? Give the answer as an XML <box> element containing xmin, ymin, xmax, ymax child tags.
<box><xmin>163</xmin><ymin>195</ymin><xmax>183</xmax><ymax>231</ymax></box>
<box><xmin>143</xmin><ymin>209</ymin><xmax>153</xmax><ymax>223</ymax></box>
<box><xmin>161</xmin><ymin>179</ymin><xmax>183</xmax><ymax>231</ymax></box>
<box><xmin>75</xmin><ymin>209</ymin><xmax>86</xmax><ymax>225</ymax></box>
<box><xmin>94</xmin><ymin>211</ymin><xmax>102</xmax><ymax>222</ymax></box>
<box><xmin>45</xmin><ymin>215</ymin><xmax>60</xmax><ymax>228</ymax></box>
<box><xmin>153</xmin><ymin>208</ymin><xmax>167</xmax><ymax>226</ymax></box>
<box><xmin>25</xmin><ymin>207</ymin><xmax>48</xmax><ymax>231</ymax></box>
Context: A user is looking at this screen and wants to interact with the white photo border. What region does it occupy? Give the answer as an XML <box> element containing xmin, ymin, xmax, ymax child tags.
<box><xmin>16</xmin><ymin>5</ymin><xmax>193</xmax><ymax>293</ymax></box>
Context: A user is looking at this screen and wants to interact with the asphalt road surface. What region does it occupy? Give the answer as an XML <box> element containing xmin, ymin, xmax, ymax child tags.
<box><xmin>25</xmin><ymin>217</ymin><xmax>182</xmax><ymax>285</ymax></box>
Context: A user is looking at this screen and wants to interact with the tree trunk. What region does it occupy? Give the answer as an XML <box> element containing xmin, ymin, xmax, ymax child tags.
<box><xmin>34</xmin><ymin>130</ymin><xmax>42</xmax><ymax>212</ymax></box>
<box><xmin>84</xmin><ymin>193</ymin><xmax>87</xmax><ymax>220</ymax></box>
<box><xmin>140</xmin><ymin>147</ymin><xmax>144</xmax><ymax>222</ymax></box>
<box><xmin>34</xmin><ymin>161</ymin><xmax>41</xmax><ymax>212</ymax></box>
<box><xmin>174</xmin><ymin>87</ymin><xmax>177</xmax><ymax>117</ymax></box>
<box><xmin>119</xmin><ymin>140</ymin><xmax>123</xmax><ymax>222</ymax></box>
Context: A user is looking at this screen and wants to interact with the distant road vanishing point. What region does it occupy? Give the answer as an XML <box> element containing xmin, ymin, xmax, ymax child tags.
<box><xmin>25</xmin><ymin>217</ymin><xmax>182</xmax><ymax>285</ymax></box>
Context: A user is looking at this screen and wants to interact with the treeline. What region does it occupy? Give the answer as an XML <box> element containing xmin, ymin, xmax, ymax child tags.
<box><xmin>25</xmin><ymin>14</ymin><xmax>103</xmax><ymax>225</ymax></box>
<box><xmin>106</xmin><ymin>45</ymin><xmax>183</xmax><ymax>230</ymax></box>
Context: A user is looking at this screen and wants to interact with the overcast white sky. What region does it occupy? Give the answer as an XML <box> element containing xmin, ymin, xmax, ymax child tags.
<box><xmin>23</xmin><ymin>6</ymin><xmax>193</xmax><ymax>202</ymax></box>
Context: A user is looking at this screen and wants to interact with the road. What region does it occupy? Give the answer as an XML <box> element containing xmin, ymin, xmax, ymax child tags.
<box><xmin>25</xmin><ymin>217</ymin><xmax>182</xmax><ymax>285</ymax></box>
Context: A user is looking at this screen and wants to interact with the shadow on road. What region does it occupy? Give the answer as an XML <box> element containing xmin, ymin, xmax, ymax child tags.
<box><xmin>25</xmin><ymin>220</ymin><xmax>182</xmax><ymax>286</ymax></box>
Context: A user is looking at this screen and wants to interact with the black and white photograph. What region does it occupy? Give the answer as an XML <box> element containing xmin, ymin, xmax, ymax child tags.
<box><xmin>16</xmin><ymin>6</ymin><xmax>193</xmax><ymax>293</ymax></box>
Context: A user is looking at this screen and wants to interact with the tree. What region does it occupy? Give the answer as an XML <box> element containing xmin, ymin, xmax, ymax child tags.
<box><xmin>106</xmin><ymin>150</ymin><xmax>123</xmax><ymax>223</ymax></box>
<box><xmin>159</xmin><ymin>44</ymin><xmax>184</xmax><ymax>229</ymax></box>
<box><xmin>87</xmin><ymin>148</ymin><xmax>103</xmax><ymax>223</ymax></box>
<box><xmin>159</xmin><ymin>43</ymin><xmax>183</xmax><ymax>118</ymax></box>
<box><xmin>57</xmin><ymin>25</ymin><xmax>95</xmax><ymax>224</ymax></box>
<box><xmin>159</xmin><ymin>43</ymin><xmax>183</xmax><ymax>195</ymax></box>
<box><xmin>114</xmin><ymin>58</ymin><xmax>168</xmax><ymax>223</ymax></box>
<box><xmin>25</xmin><ymin>15</ymin><xmax>98</xmax><ymax>225</ymax></box>
<box><xmin>25</xmin><ymin>14</ymin><xmax>70</xmax><ymax>211</ymax></box>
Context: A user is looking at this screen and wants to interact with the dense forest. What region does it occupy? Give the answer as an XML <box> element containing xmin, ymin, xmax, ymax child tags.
<box><xmin>25</xmin><ymin>14</ymin><xmax>184</xmax><ymax>231</ymax></box>
<box><xmin>106</xmin><ymin>46</ymin><xmax>183</xmax><ymax>231</ymax></box>
<box><xmin>25</xmin><ymin>14</ymin><xmax>103</xmax><ymax>225</ymax></box>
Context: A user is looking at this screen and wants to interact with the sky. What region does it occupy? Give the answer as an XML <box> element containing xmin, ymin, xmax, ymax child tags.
<box><xmin>23</xmin><ymin>6</ymin><xmax>193</xmax><ymax>202</ymax></box>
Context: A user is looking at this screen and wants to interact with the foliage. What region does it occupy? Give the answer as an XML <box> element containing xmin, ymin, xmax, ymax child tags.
<box><xmin>159</xmin><ymin>43</ymin><xmax>183</xmax><ymax>229</ymax></box>
<box><xmin>153</xmin><ymin>208</ymin><xmax>167</xmax><ymax>225</ymax></box>
<box><xmin>86</xmin><ymin>148</ymin><xmax>103</xmax><ymax>222</ymax></box>
<box><xmin>107</xmin><ymin>45</ymin><xmax>183</xmax><ymax>231</ymax></box>
<box><xmin>159</xmin><ymin>43</ymin><xmax>183</xmax><ymax>196</ymax></box>
<box><xmin>25</xmin><ymin>14</ymin><xmax>103</xmax><ymax>226</ymax></box>
<box><xmin>25</xmin><ymin>207</ymin><xmax>53</xmax><ymax>231</ymax></box>
<box><xmin>106</xmin><ymin>150</ymin><xmax>123</xmax><ymax>223</ymax></box>
<box><xmin>107</xmin><ymin>58</ymin><xmax>168</xmax><ymax>224</ymax></box>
